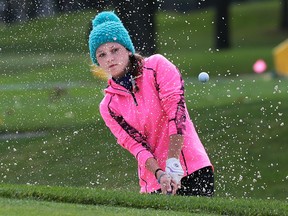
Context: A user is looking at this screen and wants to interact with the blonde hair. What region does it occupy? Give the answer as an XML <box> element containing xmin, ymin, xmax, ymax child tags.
<box><xmin>91</xmin><ymin>64</ymin><xmax>109</xmax><ymax>80</ymax></box>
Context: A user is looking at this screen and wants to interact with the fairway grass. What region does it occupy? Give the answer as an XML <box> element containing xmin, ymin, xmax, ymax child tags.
<box><xmin>0</xmin><ymin>184</ymin><xmax>287</xmax><ymax>216</ymax></box>
<box><xmin>0</xmin><ymin>75</ymin><xmax>287</xmax><ymax>201</ymax></box>
<box><xmin>0</xmin><ymin>197</ymin><xmax>214</xmax><ymax>216</ymax></box>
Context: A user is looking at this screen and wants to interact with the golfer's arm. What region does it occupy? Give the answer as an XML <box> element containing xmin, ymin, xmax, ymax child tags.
<box><xmin>146</xmin><ymin>134</ymin><xmax>183</xmax><ymax>175</ymax></box>
<box><xmin>145</xmin><ymin>158</ymin><xmax>163</xmax><ymax>179</ymax></box>
<box><xmin>168</xmin><ymin>134</ymin><xmax>183</xmax><ymax>159</ymax></box>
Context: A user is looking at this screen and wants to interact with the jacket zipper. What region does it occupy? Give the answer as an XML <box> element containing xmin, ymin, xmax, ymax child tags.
<box><xmin>130</xmin><ymin>74</ymin><xmax>139</xmax><ymax>106</ymax></box>
<box><xmin>109</xmin><ymin>86</ymin><xmax>138</xmax><ymax>106</ymax></box>
<box><xmin>109</xmin><ymin>76</ymin><xmax>140</xmax><ymax>106</ymax></box>
<box><xmin>130</xmin><ymin>92</ymin><xmax>138</xmax><ymax>106</ymax></box>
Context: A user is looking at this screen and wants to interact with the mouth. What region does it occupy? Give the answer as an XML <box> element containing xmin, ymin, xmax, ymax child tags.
<box><xmin>109</xmin><ymin>64</ymin><xmax>117</xmax><ymax>69</ymax></box>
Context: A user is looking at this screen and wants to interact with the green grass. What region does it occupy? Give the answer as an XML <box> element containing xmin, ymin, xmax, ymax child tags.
<box><xmin>0</xmin><ymin>184</ymin><xmax>286</xmax><ymax>216</ymax></box>
<box><xmin>0</xmin><ymin>197</ymin><xmax>209</xmax><ymax>216</ymax></box>
<box><xmin>0</xmin><ymin>53</ymin><xmax>92</xmax><ymax>84</ymax></box>
<box><xmin>0</xmin><ymin>83</ymin><xmax>103</xmax><ymax>131</ymax></box>
<box><xmin>1</xmin><ymin>76</ymin><xmax>287</xmax><ymax>201</ymax></box>
<box><xmin>1</xmin><ymin>0</ymin><xmax>288</xmax><ymax>214</ymax></box>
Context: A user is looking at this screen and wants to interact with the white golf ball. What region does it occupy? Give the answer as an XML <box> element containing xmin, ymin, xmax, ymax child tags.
<box><xmin>198</xmin><ymin>72</ymin><xmax>209</xmax><ymax>83</ymax></box>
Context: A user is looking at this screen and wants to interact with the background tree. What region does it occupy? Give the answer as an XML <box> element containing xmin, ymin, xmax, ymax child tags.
<box><xmin>115</xmin><ymin>0</ymin><xmax>158</xmax><ymax>56</ymax></box>
<box><xmin>215</xmin><ymin>0</ymin><xmax>230</xmax><ymax>49</ymax></box>
<box><xmin>28</xmin><ymin>0</ymin><xmax>55</xmax><ymax>18</ymax></box>
<box><xmin>280</xmin><ymin>0</ymin><xmax>288</xmax><ymax>30</ymax></box>
<box><xmin>2</xmin><ymin>0</ymin><xmax>17</xmax><ymax>24</ymax></box>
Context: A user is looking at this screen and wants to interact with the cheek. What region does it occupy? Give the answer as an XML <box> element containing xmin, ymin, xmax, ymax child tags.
<box><xmin>97</xmin><ymin>58</ymin><xmax>106</xmax><ymax>68</ymax></box>
<box><xmin>119</xmin><ymin>54</ymin><xmax>130</xmax><ymax>66</ymax></box>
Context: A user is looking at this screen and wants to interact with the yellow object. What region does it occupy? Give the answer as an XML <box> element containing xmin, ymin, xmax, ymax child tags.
<box><xmin>91</xmin><ymin>65</ymin><xmax>109</xmax><ymax>80</ymax></box>
<box><xmin>273</xmin><ymin>39</ymin><xmax>288</xmax><ymax>76</ymax></box>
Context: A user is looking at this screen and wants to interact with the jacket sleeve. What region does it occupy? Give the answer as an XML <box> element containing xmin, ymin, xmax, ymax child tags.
<box><xmin>153</xmin><ymin>54</ymin><xmax>187</xmax><ymax>136</ymax></box>
<box><xmin>99</xmin><ymin>98</ymin><xmax>154</xmax><ymax>169</ymax></box>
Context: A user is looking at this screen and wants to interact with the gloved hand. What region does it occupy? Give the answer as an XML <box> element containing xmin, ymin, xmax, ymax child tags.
<box><xmin>165</xmin><ymin>158</ymin><xmax>184</xmax><ymax>185</ymax></box>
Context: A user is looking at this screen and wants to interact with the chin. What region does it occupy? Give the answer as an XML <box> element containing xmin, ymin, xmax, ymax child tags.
<box><xmin>111</xmin><ymin>71</ymin><xmax>126</xmax><ymax>79</ymax></box>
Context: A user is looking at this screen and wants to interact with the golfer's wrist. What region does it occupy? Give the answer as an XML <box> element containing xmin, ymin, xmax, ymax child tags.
<box><xmin>154</xmin><ymin>168</ymin><xmax>163</xmax><ymax>178</ymax></box>
<box><xmin>156</xmin><ymin>170</ymin><xmax>166</xmax><ymax>183</ymax></box>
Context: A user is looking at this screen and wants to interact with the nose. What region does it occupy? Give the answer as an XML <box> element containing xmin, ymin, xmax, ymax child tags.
<box><xmin>106</xmin><ymin>53</ymin><xmax>114</xmax><ymax>63</ymax></box>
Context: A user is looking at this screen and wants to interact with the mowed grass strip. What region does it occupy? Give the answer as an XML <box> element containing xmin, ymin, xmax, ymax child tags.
<box><xmin>0</xmin><ymin>184</ymin><xmax>286</xmax><ymax>216</ymax></box>
<box><xmin>0</xmin><ymin>197</ymin><xmax>211</xmax><ymax>216</ymax></box>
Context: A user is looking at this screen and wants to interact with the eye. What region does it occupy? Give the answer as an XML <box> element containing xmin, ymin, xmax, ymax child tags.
<box><xmin>112</xmin><ymin>48</ymin><xmax>119</xmax><ymax>53</ymax></box>
<box><xmin>97</xmin><ymin>53</ymin><xmax>105</xmax><ymax>58</ymax></box>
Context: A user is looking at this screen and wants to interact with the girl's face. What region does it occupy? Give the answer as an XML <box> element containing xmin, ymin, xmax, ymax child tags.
<box><xmin>96</xmin><ymin>42</ymin><xmax>131</xmax><ymax>79</ymax></box>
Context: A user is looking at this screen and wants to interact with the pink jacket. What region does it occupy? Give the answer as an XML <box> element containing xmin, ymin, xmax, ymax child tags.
<box><xmin>99</xmin><ymin>54</ymin><xmax>212</xmax><ymax>193</ymax></box>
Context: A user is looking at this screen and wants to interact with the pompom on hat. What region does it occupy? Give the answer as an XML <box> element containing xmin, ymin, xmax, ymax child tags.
<box><xmin>89</xmin><ymin>11</ymin><xmax>135</xmax><ymax>65</ymax></box>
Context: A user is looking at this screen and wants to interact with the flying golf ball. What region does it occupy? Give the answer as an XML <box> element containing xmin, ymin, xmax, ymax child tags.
<box><xmin>198</xmin><ymin>72</ymin><xmax>209</xmax><ymax>83</ymax></box>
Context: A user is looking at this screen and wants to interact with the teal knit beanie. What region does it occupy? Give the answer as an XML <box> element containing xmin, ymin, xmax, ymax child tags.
<box><xmin>89</xmin><ymin>11</ymin><xmax>135</xmax><ymax>65</ymax></box>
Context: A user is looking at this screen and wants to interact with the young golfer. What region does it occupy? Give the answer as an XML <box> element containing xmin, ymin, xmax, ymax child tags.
<box><xmin>88</xmin><ymin>11</ymin><xmax>214</xmax><ymax>196</ymax></box>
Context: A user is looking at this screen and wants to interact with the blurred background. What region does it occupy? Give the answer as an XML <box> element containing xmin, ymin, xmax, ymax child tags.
<box><xmin>1</xmin><ymin>0</ymin><xmax>288</xmax><ymax>74</ymax></box>
<box><xmin>0</xmin><ymin>0</ymin><xmax>287</xmax><ymax>201</ymax></box>
<box><xmin>1</xmin><ymin>0</ymin><xmax>287</xmax><ymax>52</ymax></box>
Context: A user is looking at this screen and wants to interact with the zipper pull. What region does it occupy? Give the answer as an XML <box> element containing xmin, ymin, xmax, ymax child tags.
<box><xmin>130</xmin><ymin>75</ymin><xmax>139</xmax><ymax>93</ymax></box>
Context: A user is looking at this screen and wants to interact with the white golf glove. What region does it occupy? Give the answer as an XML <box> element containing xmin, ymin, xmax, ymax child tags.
<box><xmin>165</xmin><ymin>158</ymin><xmax>184</xmax><ymax>184</ymax></box>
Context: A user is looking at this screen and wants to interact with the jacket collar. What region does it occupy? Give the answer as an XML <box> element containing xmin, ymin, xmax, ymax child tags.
<box><xmin>105</xmin><ymin>73</ymin><xmax>142</xmax><ymax>95</ymax></box>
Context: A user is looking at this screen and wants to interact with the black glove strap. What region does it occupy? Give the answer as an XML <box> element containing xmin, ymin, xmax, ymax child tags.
<box><xmin>154</xmin><ymin>168</ymin><xmax>163</xmax><ymax>179</ymax></box>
